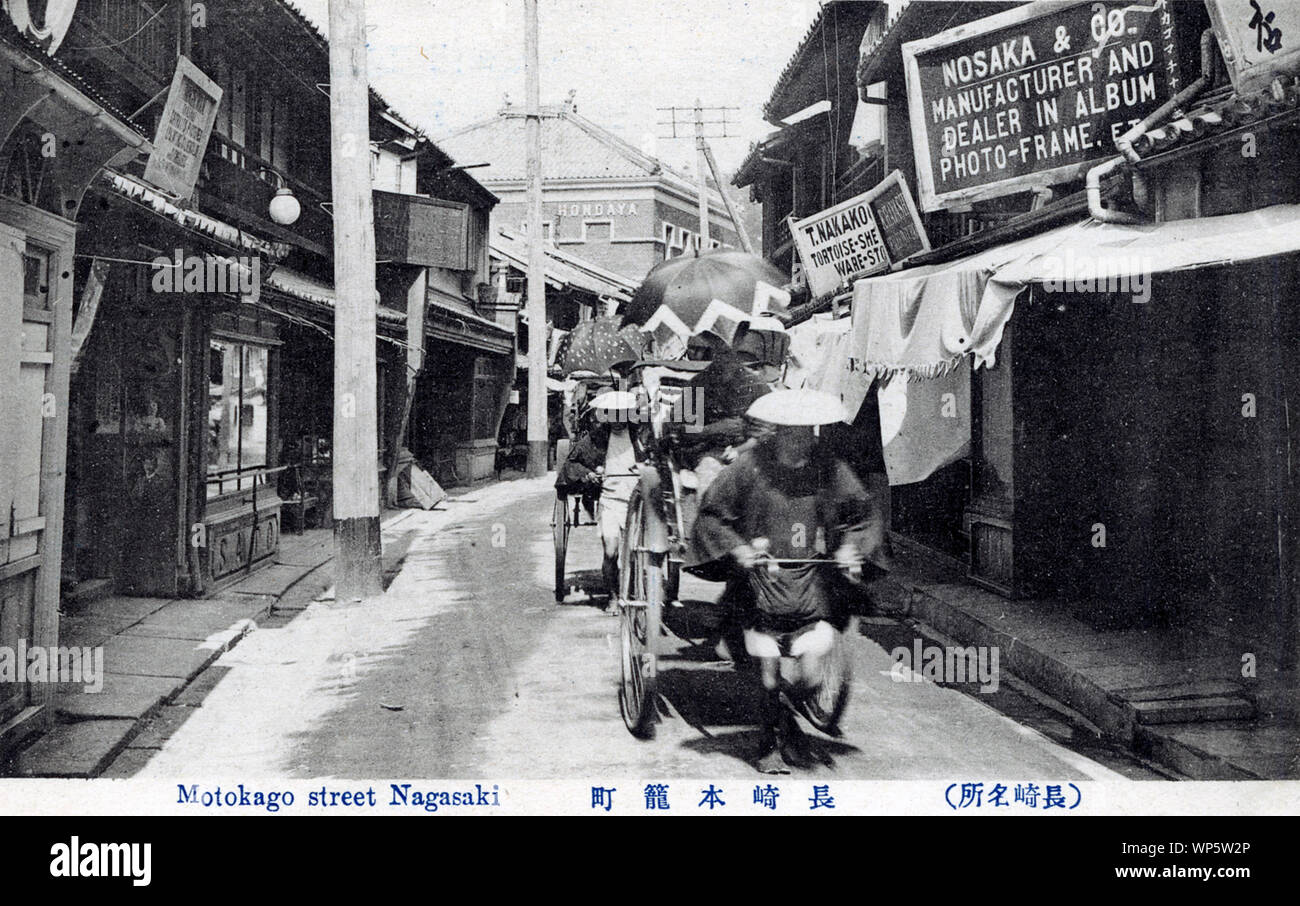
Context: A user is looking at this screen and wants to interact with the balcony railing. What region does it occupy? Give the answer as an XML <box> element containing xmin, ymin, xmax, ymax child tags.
<box><xmin>199</xmin><ymin>134</ymin><xmax>333</xmax><ymax>249</ymax></box>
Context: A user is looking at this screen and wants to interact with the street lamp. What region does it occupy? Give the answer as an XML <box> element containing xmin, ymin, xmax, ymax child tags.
<box><xmin>258</xmin><ymin>168</ymin><xmax>301</xmax><ymax>226</ymax></box>
<box><xmin>269</xmin><ymin>186</ymin><xmax>301</xmax><ymax>226</ymax></box>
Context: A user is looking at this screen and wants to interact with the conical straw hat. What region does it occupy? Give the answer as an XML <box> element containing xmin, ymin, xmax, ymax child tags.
<box><xmin>746</xmin><ymin>389</ymin><xmax>846</xmax><ymax>426</ymax></box>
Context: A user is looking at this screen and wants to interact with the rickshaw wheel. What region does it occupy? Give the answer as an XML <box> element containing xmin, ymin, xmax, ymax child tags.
<box><xmin>618</xmin><ymin>487</ymin><xmax>660</xmax><ymax>739</ymax></box>
<box><xmin>797</xmin><ymin>623</ymin><xmax>853</xmax><ymax>736</ymax></box>
<box><xmin>552</xmin><ymin>495</ymin><xmax>570</xmax><ymax>602</ymax></box>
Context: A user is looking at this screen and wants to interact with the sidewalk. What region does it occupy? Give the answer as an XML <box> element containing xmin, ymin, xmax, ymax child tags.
<box><xmin>3</xmin><ymin>502</ymin><xmax>443</xmax><ymax>779</ymax></box>
<box><xmin>875</xmin><ymin>536</ymin><xmax>1300</xmax><ymax>780</ymax></box>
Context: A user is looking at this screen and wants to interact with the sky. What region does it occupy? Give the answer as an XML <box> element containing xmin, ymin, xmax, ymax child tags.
<box><xmin>291</xmin><ymin>0</ymin><xmax>827</xmax><ymax>174</ymax></box>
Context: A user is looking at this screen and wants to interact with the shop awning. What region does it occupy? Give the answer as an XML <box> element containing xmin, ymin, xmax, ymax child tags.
<box><xmin>426</xmin><ymin>296</ymin><xmax>515</xmax><ymax>355</ymax></box>
<box><xmin>491</xmin><ymin>228</ymin><xmax>636</xmax><ymax>303</ymax></box>
<box><xmin>848</xmin><ymin>204</ymin><xmax>1300</xmax><ymax>380</ymax></box>
<box><xmin>263</xmin><ymin>267</ymin><xmax>408</xmax><ymax>329</ymax></box>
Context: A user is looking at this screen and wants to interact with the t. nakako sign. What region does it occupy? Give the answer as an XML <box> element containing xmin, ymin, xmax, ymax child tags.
<box><xmin>788</xmin><ymin>171</ymin><xmax>930</xmax><ymax>299</ymax></box>
<box><xmin>902</xmin><ymin>1</ymin><xmax>1179</xmax><ymax>211</ymax></box>
<box><xmin>143</xmin><ymin>57</ymin><xmax>222</xmax><ymax>200</ymax></box>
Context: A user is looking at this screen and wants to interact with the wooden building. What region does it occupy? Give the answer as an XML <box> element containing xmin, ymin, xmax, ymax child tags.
<box><xmin>0</xmin><ymin>6</ymin><xmax>151</xmax><ymax>748</ymax></box>
<box><xmin>770</xmin><ymin>0</ymin><xmax>1300</xmax><ymax>674</ymax></box>
<box><xmin>34</xmin><ymin>0</ymin><xmax>505</xmax><ymax>606</ymax></box>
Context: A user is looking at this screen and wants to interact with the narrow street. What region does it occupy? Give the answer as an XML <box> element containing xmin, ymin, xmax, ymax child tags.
<box><xmin>111</xmin><ymin>476</ymin><xmax>1158</xmax><ymax>781</ymax></box>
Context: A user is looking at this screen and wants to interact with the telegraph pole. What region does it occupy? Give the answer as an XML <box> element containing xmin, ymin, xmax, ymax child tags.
<box><xmin>693</xmin><ymin>99</ymin><xmax>710</xmax><ymax>249</ymax></box>
<box><xmin>328</xmin><ymin>0</ymin><xmax>384</xmax><ymax>601</ymax></box>
<box><xmin>658</xmin><ymin>103</ymin><xmax>752</xmax><ymax>253</ymax></box>
<box><xmin>524</xmin><ymin>0</ymin><xmax>548</xmax><ymax>477</ymax></box>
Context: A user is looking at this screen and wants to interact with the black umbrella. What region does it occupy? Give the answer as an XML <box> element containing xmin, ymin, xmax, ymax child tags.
<box><xmin>621</xmin><ymin>250</ymin><xmax>790</xmax><ymax>330</ymax></box>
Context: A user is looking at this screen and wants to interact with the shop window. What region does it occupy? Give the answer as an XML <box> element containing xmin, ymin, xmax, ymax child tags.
<box><xmin>519</xmin><ymin>221</ymin><xmax>554</xmax><ymax>243</ymax></box>
<box><xmin>22</xmin><ymin>245</ymin><xmax>51</xmax><ymax>311</ymax></box>
<box><xmin>207</xmin><ymin>338</ymin><xmax>270</xmax><ymax>497</ymax></box>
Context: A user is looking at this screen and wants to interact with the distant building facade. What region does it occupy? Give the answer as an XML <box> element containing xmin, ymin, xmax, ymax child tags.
<box><xmin>438</xmin><ymin>97</ymin><xmax>741</xmax><ymax>285</ymax></box>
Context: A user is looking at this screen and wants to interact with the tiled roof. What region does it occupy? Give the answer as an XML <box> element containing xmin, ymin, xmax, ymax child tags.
<box><xmin>763</xmin><ymin>1</ymin><xmax>880</xmax><ymax>124</ymax></box>
<box><xmin>0</xmin><ymin>17</ymin><xmax>147</xmax><ymax>138</ymax></box>
<box><xmin>100</xmin><ymin>170</ymin><xmax>291</xmax><ymax>259</ymax></box>
<box><xmin>265</xmin><ymin>266</ymin><xmax>407</xmax><ymax>324</ymax></box>
<box><xmin>491</xmin><ymin>227</ymin><xmax>636</xmax><ymax>301</ymax></box>
<box><xmin>274</xmin><ymin>0</ymin><xmax>420</xmax><ymax>139</ymax></box>
<box><xmin>1130</xmin><ymin>81</ymin><xmax>1300</xmax><ymax>160</ymax></box>
<box><xmin>438</xmin><ymin>107</ymin><xmax>660</xmax><ymax>183</ymax></box>
<box><xmin>436</xmin><ymin>105</ymin><xmax>717</xmax><ymax>206</ymax></box>
<box><xmin>855</xmin><ymin>2</ymin><xmax>1014</xmax><ymax>92</ymax></box>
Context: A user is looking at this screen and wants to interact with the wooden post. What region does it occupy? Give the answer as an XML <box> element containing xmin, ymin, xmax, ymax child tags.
<box><xmin>524</xmin><ymin>0</ymin><xmax>548</xmax><ymax>477</ymax></box>
<box><xmin>702</xmin><ymin>139</ymin><xmax>754</xmax><ymax>254</ymax></box>
<box><xmin>387</xmin><ymin>269</ymin><xmax>427</xmax><ymax>504</ymax></box>
<box><xmin>694</xmin><ymin>99</ymin><xmax>710</xmax><ymax>250</ymax></box>
<box><xmin>329</xmin><ymin>0</ymin><xmax>383</xmax><ymax>600</ymax></box>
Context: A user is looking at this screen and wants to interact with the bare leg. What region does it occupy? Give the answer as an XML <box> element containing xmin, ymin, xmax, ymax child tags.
<box><xmin>755</xmin><ymin>657</ymin><xmax>789</xmax><ymax>773</ymax></box>
<box><xmin>602</xmin><ymin>554</ymin><xmax>618</xmax><ymax>606</ymax></box>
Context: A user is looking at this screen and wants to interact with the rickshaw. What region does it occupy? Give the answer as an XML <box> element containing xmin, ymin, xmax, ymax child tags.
<box><xmin>550</xmin><ymin>313</ymin><xmax>651</xmax><ymax>602</ymax></box>
<box><xmin>613</xmin><ymin>323</ymin><xmax>853</xmax><ymax>742</ymax></box>
<box><xmin>616</xmin><ymin>363</ymin><xmax>857</xmax><ymax>738</ymax></box>
<box><xmin>551</xmin><ymin>372</ymin><xmax>615</xmax><ymax>602</ymax></box>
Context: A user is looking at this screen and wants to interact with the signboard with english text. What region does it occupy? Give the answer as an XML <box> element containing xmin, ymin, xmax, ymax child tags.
<box><xmin>788</xmin><ymin>171</ymin><xmax>930</xmax><ymax>299</ymax></box>
<box><xmin>902</xmin><ymin>1</ymin><xmax>1179</xmax><ymax>211</ymax></box>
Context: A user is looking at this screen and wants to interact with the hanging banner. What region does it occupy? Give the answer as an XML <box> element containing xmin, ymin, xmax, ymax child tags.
<box><xmin>1207</xmin><ymin>0</ymin><xmax>1300</xmax><ymax>92</ymax></box>
<box><xmin>143</xmin><ymin>56</ymin><xmax>222</xmax><ymax>200</ymax></box>
<box><xmin>902</xmin><ymin>1</ymin><xmax>1178</xmax><ymax>211</ymax></box>
<box><xmin>787</xmin><ymin>170</ymin><xmax>930</xmax><ymax>299</ymax></box>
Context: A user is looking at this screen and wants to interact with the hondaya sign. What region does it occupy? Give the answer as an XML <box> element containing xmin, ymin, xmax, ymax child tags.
<box><xmin>902</xmin><ymin>1</ymin><xmax>1177</xmax><ymax>211</ymax></box>
<box><xmin>143</xmin><ymin>56</ymin><xmax>221</xmax><ymax>200</ymax></box>
<box><xmin>789</xmin><ymin>171</ymin><xmax>930</xmax><ymax>298</ymax></box>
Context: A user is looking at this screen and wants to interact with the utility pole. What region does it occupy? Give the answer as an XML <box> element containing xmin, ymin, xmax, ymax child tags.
<box><xmin>328</xmin><ymin>0</ymin><xmax>384</xmax><ymax>601</ymax></box>
<box><xmin>702</xmin><ymin>140</ymin><xmax>755</xmax><ymax>255</ymax></box>
<box><xmin>524</xmin><ymin>0</ymin><xmax>548</xmax><ymax>477</ymax></box>
<box><xmin>693</xmin><ymin>98</ymin><xmax>710</xmax><ymax>249</ymax></box>
<box><xmin>658</xmin><ymin>104</ymin><xmax>752</xmax><ymax>254</ymax></box>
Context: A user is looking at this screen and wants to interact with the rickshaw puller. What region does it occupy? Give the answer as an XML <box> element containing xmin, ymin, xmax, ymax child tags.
<box><xmin>588</xmin><ymin>391</ymin><xmax>642</xmax><ymax>606</ymax></box>
<box><xmin>692</xmin><ymin>389</ymin><xmax>889</xmax><ymax>773</ymax></box>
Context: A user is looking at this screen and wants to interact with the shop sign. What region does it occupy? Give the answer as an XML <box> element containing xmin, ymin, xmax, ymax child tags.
<box><xmin>143</xmin><ymin>56</ymin><xmax>222</xmax><ymax>200</ymax></box>
<box><xmin>1207</xmin><ymin>0</ymin><xmax>1300</xmax><ymax>91</ymax></box>
<box><xmin>788</xmin><ymin>170</ymin><xmax>930</xmax><ymax>298</ymax></box>
<box><xmin>902</xmin><ymin>1</ymin><xmax>1177</xmax><ymax>211</ymax></box>
<box><xmin>374</xmin><ymin>190</ymin><xmax>471</xmax><ymax>269</ymax></box>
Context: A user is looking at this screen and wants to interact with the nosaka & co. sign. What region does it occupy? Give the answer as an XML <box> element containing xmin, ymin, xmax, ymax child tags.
<box><xmin>902</xmin><ymin>1</ymin><xmax>1179</xmax><ymax>211</ymax></box>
